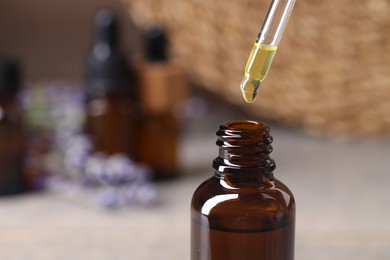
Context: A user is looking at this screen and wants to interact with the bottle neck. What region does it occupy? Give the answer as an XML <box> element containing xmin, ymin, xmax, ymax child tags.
<box><xmin>212</xmin><ymin>120</ymin><xmax>276</xmax><ymax>178</ymax></box>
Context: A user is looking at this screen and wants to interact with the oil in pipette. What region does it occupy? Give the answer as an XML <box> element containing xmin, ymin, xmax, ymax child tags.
<box><xmin>240</xmin><ymin>43</ymin><xmax>278</xmax><ymax>103</ymax></box>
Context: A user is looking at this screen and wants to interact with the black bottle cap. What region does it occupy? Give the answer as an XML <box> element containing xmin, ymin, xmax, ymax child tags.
<box><xmin>145</xmin><ymin>26</ymin><xmax>168</xmax><ymax>62</ymax></box>
<box><xmin>0</xmin><ymin>58</ymin><xmax>20</xmax><ymax>96</ymax></box>
<box><xmin>86</xmin><ymin>9</ymin><xmax>133</xmax><ymax>96</ymax></box>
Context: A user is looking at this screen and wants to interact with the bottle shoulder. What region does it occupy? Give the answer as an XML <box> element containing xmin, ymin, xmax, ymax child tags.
<box><xmin>192</xmin><ymin>175</ymin><xmax>294</xmax><ymax>204</ymax></box>
<box><xmin>191</xmin><ymin>174</ymin><xmax>295</xmax><ymax>230</ymax></box>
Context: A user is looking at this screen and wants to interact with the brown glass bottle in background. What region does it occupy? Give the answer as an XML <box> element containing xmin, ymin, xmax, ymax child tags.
<box><xmin>136</xmin><ymin>27</ymin><xmax>188</xmax><ymax>179</ymax></box>
<box><xmin>191</xmin><ymin>120</ymin><xmax>295</xmax><ymax>260</ymax></box>
<box><xmin>0</xmin><ymin>58</ymin><xmax>25</xmax><ymax>195</ymax></box>
<box><xmin>86</xmin><ymin>9</ymin><xmax>137</xmax><ymax>156</ymax></box>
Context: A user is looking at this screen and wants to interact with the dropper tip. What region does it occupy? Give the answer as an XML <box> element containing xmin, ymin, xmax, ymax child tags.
<box><xmin>240</xmin><ymin>77</ymin><xmax>261</xmax><ymax>103</ymax></box>
<box><xmin>241</xmin><ymin>90</ymin><xmax>256</xmax><ymax>103</ymax></box>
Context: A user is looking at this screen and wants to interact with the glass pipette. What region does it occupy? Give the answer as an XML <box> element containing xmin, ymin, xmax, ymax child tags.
<box><xmin>240</xmin><ymin>0</ymin><xmax>296</xmax><ymax>103</ymax></box>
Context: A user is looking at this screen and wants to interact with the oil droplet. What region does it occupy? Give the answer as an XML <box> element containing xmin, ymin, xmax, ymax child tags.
<box><xmin>240</xmin><ymin>76</ymin><xmax>261</xmax><ymax>103</ymax></box>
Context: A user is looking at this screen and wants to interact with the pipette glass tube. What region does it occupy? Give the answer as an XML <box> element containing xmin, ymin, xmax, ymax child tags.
<box><xmin>240</xmin><ymin>0</ymin><xmax>296</xmax><ymax>103</ymax></box>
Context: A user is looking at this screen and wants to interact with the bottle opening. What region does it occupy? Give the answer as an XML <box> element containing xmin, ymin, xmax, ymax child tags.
<box><xmin>222</xmin><ymin>120</ymin><xmax>266</xmax><ymax>131</ymax></box>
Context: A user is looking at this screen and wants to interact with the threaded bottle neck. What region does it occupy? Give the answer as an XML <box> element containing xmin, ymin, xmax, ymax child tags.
<box><xmin>212</xmin><ymin>120</ymin><xmax>276</xmax><ymax>176</ymax></box>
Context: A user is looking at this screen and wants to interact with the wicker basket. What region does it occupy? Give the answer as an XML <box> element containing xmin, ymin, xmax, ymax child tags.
<box><xmin>124</xmin><ymin>0</ymin><xmax>390</xmax><ymax>136</ymax></box>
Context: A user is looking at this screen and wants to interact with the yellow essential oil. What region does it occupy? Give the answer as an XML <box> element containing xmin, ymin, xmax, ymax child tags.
<box><xmin>240</xmin><ymin>43</ymin><xmax>278</xmax><ymax>103</ymax></box>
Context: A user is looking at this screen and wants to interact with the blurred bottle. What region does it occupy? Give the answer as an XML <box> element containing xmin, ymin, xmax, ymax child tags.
<box><xmin>191</xmin><ymin>120</ymin><xmax>295</xmax><ymax>259</ymax></box>
<box><xmin>0</xmin><ymin>58</ymin><xmax>26</xmax><ymax>195</ymax></box>
<box><xmin>86</xmin><ymin>9</ymin><xmax>137</xmax><ymax>156</ymax></box>
<box><xmin>136</xmin><ymin>26</ymin><xmax>188</xmax><ymax>179</ymax></box>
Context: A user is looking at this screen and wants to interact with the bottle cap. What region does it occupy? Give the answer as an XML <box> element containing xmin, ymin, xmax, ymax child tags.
<box><xmin>0</xmin><ymin>57</ymin><xmax>20</xmax><ymax>96</ymax></box>
<box><xmin>86</xmin><ymin>9</ymin><xmax>134</xmax><ymax>96</ymax></box>
<box><xmin>145</xmin><ymin>26</ymin><xmax>168</xmax><ymax>62</ymax></box>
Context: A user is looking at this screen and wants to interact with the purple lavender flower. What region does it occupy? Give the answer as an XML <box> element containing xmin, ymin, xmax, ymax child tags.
<box><xmin>23</xmin><ymin>83</ymin><xmax>160</xmax><ymax>209</ymax></box>
<box><xmin>98</xmin><ymin>187</ymin><xmax>125</xmax><ymax>209</ymax></box>
<box><xmin>121</xmin><ymin>183</ymin><xmax>158</xmax><ymax>207</ymax></box>
<box><xmin>84</xmin><ymin>152</ymin><xmax>107</xmax><ymax>183</ymax></box>
<box><xmin>63</xmin><ymin>134</ymin><xmax>93</xmax><ymax>177</ymax></box>
<box><xmin>121</xmin><ymin>184</ymin><xmax>139</xmax><ymax>205</ymax></box>
<box><xmin>135</xmin><ymin>183</ymin><xmax>159</xmax><ymax>206</ymax></box>
<box><xmin>64</xmin><ymin>134</ymin><xmax>93</xmax><ymax>153</ymax></box>
<box><xmin>104</xmin><ymin>154</ymin><xmax>137</xmax><ymax>184</ymax></box>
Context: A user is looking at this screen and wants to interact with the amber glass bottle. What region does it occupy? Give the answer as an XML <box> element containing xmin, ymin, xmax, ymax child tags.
<box><xmin>136</xmin><ymin>27</ymin><xmax>187</xmax><ymax>179</ymax></box>
<box><xmin>0</xmin><ymin>58</ymin><xmax>25</xmax><ymax>195</ymax></box>
<box><xmin>86</xmin><ymin>9</ymin><xmax>137</xmax><ymax>156</ymax></box>
<box><xmin>191</xmin><ymin>120</ymin><xmax>295</xmax><ymax>260</ymax></box>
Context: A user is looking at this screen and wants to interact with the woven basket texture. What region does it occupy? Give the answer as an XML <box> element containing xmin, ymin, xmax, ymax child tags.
<box><xmin>125</xmin><ymin>0</ymin><xmax>390</xmax><ymax>136</ymax></box>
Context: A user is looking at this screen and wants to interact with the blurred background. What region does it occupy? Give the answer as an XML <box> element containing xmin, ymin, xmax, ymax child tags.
<box><xmin>0</xmin><ymin>0</ymin><xmax>389</xmax><ymax>259</ymax></box>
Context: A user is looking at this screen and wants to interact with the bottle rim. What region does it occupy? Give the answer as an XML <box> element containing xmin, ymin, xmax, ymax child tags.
<box><xmin>219</xmin><ymin>120</ymin><xmax>269</xmax><ymax>132</ymax></box>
